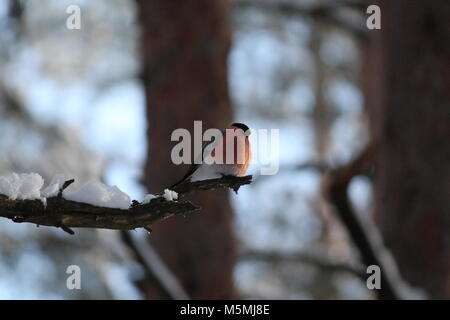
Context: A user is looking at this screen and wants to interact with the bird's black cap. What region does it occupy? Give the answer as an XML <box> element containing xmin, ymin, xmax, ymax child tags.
<box><xmin>231</xmin><ymin>122</ymin><xmax>250</xmax><ymax>133</ymax></box>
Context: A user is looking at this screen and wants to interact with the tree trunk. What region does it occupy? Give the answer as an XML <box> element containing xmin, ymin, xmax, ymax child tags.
<box><xmin>364</xmin><ymin>0</ymin><xmax>450</xmax><ymax>298</ymax></box>
<box><xmin>135</xmin><ymin>0</ymin><xmax>235</xmax><ymax>299</ymax></box>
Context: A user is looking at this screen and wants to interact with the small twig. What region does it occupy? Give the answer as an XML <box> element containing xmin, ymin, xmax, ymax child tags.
<box><xmin>60</xmin><ymin>224</ymin><xmax>75</xmax><ymax>235</ymax></box>
<box><xmin>58</xmin><ymin>179</ymin><xmax>75</xmax><ymax>198</ymax></box>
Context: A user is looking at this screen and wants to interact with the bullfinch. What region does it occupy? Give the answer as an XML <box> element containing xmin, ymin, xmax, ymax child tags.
<box><xmin>170</xmin><ymin>123</ymin><xmax>252</xmax><ymax>188</ymax></box>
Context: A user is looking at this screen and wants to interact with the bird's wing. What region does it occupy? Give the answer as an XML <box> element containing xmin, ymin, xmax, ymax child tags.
<box><xmin>169</xmin><ymin>130</ymin><xmax>225</xmax><ymax>189</ymax></box>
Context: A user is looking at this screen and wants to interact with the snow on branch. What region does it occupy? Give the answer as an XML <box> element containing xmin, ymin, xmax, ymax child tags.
<box><xmin>0</xmin><ymin>174</ymin><xmax>252</xmax><ymax>235</ymax></box>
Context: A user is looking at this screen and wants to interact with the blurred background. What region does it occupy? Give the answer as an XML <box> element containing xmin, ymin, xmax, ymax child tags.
<box><xmin>0</xmin><ymin>0</ymin><xmax>448</xmax><ymax>299</ymax></box>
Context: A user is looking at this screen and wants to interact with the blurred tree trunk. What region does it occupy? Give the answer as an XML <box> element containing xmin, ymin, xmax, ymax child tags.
<box><xmin>135</xmin><ymin>0</ymin><xmax>235</xmax><ymax>299</ymax></box>
<box><xmin>364</xmin><ymin>0</ymin><xmax>450</xmax><ymax>298</ymax></box>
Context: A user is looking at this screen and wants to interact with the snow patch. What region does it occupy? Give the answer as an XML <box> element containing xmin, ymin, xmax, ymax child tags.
<box><xmin>0</xmin><ymin>173</ymin><xmax>44</xmax><ymax>201</ymax></box>
<box><xmin>63</xmin><ymin>181</ymin><xmax>131</xmax><ymax>210</ymax></box>
<box><xmin>143</xmin><ymin>190</ymin><xmax>178</xmax><ymax>203</ymax></box>
<box><xmin>163</xmin><ymin>189</ymin><xmax>178</xmax><ymax>201</ymax></box>
<box><xmin>0</xmin><ymin>173</ymin><xmax>133</xmax><ymax>210</ymax></box>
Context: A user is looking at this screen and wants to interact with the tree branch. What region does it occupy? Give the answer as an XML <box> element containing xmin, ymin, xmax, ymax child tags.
<box><xmin>233</xmin><ymin>0</ymin><xmax>368</xmax><ymax>40</ymax></box>
<box><xmin>321</xmin><ymin>142</ymin><xmax>400</xmax><ymax>299</ymax></box>
<box><xmin>120</xmin><ymin>231</ymin><xmax>190</xmax><ymax>300</ymax></box>
<box><xmin>0</xmin><ymin>175</ymin><xmax>252</xmax><ymax>234</ymax></box>
<box><xmin>239</xmin><ymin>248</ymin><xmax>366</xmax><ymax>279</ymax></box>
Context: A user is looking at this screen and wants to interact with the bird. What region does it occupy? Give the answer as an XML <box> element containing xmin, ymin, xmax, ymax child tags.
<box><xmin>170</xmin><ymin>122</ymin><xmax>252</xmax><ymax>189</ymax></box>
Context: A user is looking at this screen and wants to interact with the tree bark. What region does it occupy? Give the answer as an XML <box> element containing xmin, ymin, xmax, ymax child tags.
<box><xmin>364</xmin><ymin>0</ymin><xmax>450</xmax><ymax>298</ymax></box>
<box><xmin>136</xmin><ymin>0</ymin><xmax>235</xmax><ymax>299</ymax></box>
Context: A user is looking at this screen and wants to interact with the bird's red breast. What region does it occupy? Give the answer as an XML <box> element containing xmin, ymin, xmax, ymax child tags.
<box><xmin>210</xmin><ymin>126</ymin><xmax>252</xmax><ymax>176</ymax></box>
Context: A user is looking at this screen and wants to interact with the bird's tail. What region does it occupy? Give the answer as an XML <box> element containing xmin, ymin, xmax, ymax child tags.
<box><xmin>168</xmin><ymin>171</ymin><xmax>193</xmax><ymax>190</ymax></box>
<box><xmin>168</xmin><ymin>178</ymin><xmax>184</xmax><ymax>190</ymax></box>
<box><xmin>169</xmin><ymin>163</ymin><xmax>199</xmax><ymax>189</ymax></box>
